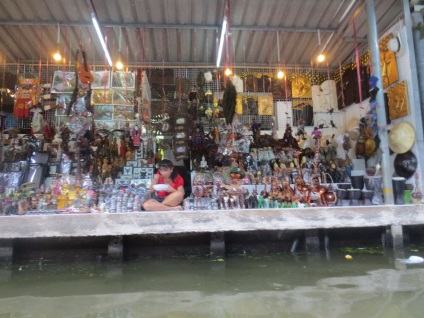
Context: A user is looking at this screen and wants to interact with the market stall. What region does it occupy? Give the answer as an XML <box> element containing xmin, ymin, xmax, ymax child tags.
<box><xmin>0</xmin><ymin>16</ymin><xmax>422</xmax><ymax>215</ymax></box>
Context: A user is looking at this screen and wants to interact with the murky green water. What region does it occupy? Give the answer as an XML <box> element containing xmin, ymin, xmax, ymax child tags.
<box><xmin>1</xmin><ymin>250</ymin><xmax>424</xmax><ymax>318</ymax></box>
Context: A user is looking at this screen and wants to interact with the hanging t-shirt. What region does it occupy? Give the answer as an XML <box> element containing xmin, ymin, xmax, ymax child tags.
<box><xmin>131</xmin><ymin>127</ymin><xmax>141</xmax><ymax>147</ymax></box>
<box><xmin>14</xmin><ymin>90</ymin><xmax>35</xmax><ymax>118</ymax></box>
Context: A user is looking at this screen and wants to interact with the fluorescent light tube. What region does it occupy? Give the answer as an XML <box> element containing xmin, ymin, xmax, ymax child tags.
<box><xmin>92</xmin><ymin>16</ymin><xmax>113</xmax><ymax>66</ymax></box>
<box><xmin>216</xmin><ymin>18</ymin><xmax>227</xmax><ymax>68</ymax></box>
<box><xmin>339</xmin><ymin>0</ymin><xmax>356</xmax><ymax>23</ymax></box>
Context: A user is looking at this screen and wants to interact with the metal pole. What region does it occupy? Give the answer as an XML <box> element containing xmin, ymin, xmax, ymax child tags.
<box><xmin>365</xmin><ymin>0</ymin><xmax>394</xmax><ymax>204</ymax></box>
<box><xmin>403</xmin><ymin>0</ymin><xmax>424</xmax><ymax>191</ymax></box>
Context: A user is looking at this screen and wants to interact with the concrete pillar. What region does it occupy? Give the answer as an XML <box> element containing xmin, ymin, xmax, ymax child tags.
<box><xmin>108</xmin><ymin>236</ymin><xmax>123</xmax><ymax>261</ymax></box>
<box><xmin>210</xmin><ymin>232</ymin><xmax>225</xmax><ymax>258</ymax></box>
<box><xmin>391</xmin><ymin>224</ymin><xmax>405</xmax><ymax>251</ymax></box>
<box><xmin>305</xmin><ymin>229</ymin><xmax>320</xmax><ymax>253</ymax></box>
<box><xmin>0</xmin><ymin>239</ymin><xmax>13</xmax><ymax>264</ymax></box>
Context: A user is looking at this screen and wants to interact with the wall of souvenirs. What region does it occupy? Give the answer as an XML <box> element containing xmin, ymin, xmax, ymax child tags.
<box><xmin>0</xmin><ymin>20</ymin><xmax>422</xmax><ymax>214</ymax></box>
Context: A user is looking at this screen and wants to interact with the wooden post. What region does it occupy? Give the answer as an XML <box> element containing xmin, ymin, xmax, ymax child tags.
<box><xmin>0</xmin><ymin>239</ymin><xmax>13</xmax><ymax>264</ymax></box>
<box><xmin>305</xmin><ymin>229</ymin><xmax>320</xmax><ymax>253</ymax></box>
<box><xmin>210</xmin><ymin>232</ymin><xmax>225</xmax><ymax>258</ymax></box>
<box><xmin>108</xmin><ymin>236</ymin><xmax>123</xmax><ymax>261</ymax></box>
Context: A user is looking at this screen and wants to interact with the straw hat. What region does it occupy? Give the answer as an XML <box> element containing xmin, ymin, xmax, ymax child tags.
<box><xmin>388</xmin><ymin>122</ymin><xmax>415</xmax><ymax>154</ymax></box>
<box><xmin>346</xmin><ymin>118</ymin><xmax>360</xmax><ymax>141</ymax></box>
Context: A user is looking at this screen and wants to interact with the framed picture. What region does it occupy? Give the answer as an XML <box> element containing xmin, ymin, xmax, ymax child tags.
<box><xmin>139</xmin><ymin>168</ymin><xmax>154</xmax><ymax>179</ymax></box>
<box><xmin>111</xmin><ymin>71</ymin><xmax>136</xmax><ymax>89</ymax></box>
<box><xmin>292</xmin><ymin>100</ymin><xmax>314</xmax><ymax>127</ymax></box>
<box><xmin>94</xmin><ymin>120</ymin><xmax>119</xmax><ymax>130</ymax></box>
<box><xmin>135</xmin><ymin>147</ymin><xmax>144</xmax><ymax>159</ymax></box>
<box><xmin>92</xmin><ymin>89</ymin><xmax>113</xmax><ymax>104</ymax></box>
<box><xmin>291</xmin><ymin>75</ymin><xmax>312</xmax><ymax>98</ymax></box>
<box><xmin>126</xmin><ymin>160</ymin><xmax>138</xmax><ymax>167</ymax></box>
<box><xmin>94</xmin><ymin>105</ymin><xmax>113</xmax><ymax>120</ymax></box>
<box><xmin>258</xmin><ymin>94</ymin><xmax>274</xmax><ymax>115</ymax></box>
<box><xmin>387</xmin><ymin>81</ymin><xmax>408</xmax><ymax>121</ymax></box>
<box><xmin>51</xmin><ymin>71</ymin><xmax>77</xmax><ymax>93</ymax></box>
<box><xmin>131</xmin><ymin>178</ymin><xmax>151</xmax><ymax>187</ymax></box>
<box><xmin>113</xmin><ymin>90</ymin><xmax>135</xmax><ymax>106</ymax></box>
<box><xmin>138</xmin><ymin>159</ymin><xmax>150</xmax><ymax>167</ymax></box>
<box><xmin>115</xmin><ymin>178</ymin><xmax>131</xmax><ymax>187</ymax></box>
<box><xmin>133</xmin><ymin>167</ymin><xmax>143</xmax><ymax>178</ymax></box>
<box><xmin>131</xmin><ymin>179</ymin><xmax>152</xmax><ymax>188</ymax></box>
<box><xmin>123</xmin><ymin>166</ymin><xmax>133</xmax><ymax>176</ymax></box>
<box><xmin>91</xmin><ymin>70</ymin><xmax>111</xmax><ymax>89</ymax></box>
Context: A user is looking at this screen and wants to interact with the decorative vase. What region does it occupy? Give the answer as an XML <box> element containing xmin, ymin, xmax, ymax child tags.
<box><xmin>403</xmin><ymin>190</ymin><xmax>412</xmax><ymax>205</ymax></box>
<box><xmin>335</xmin><ymin>188</ymin><xmax>346</xmax><ymax>206</ymax></box>
<box><xmin>348</xmin><ymin>189</ymin><xmax>362</xmax><ymax>206</ymax></box>
<box><xmin>350</xmin><ymin>175</ymin><xmax>364</xmax><ymax>190</ymax></box>
<box><xmin>362</xmin><ymin>190</ymin><xmax>373</xmax><ymax>206</ymax></box>
<box><xmin>364</xmin><ymin>175</ymin><xmax>383</xmax><ymax>205</ymax></box>
<box><xmin>337</xmin><ymin>183</ymin><xmax>352</xmax><ymax>190</ymax></box>
<box><xmin>392</xmin><ymin>177</ymin><xmax>406</xmax><ymax>205</ymax></box>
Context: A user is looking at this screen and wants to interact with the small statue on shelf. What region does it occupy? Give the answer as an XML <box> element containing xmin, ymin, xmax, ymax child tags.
<box><xmin>126</xmin><ymin>146</ymin><xmax>134</xmax><ymax>161</ymax></box>
<box><xmin>282</xmin><ymin>124</ymin><xmax>299</xmax><ymax>149</ymax></box>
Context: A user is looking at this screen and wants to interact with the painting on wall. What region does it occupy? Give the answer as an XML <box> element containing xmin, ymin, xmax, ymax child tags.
<box><xmin>380</xmin><ymin>34</ymin><xmax>399</xmax><ymax>89</ymax></box>
<box><xmin>111</xmin><ymin>71</ymin><xmax>135</xmax><ymax>89</ymax></box>
<box><xmin>92</xmin><ymin>89</ymin><xmax>113</xmax><ymax>104</ymax></box>
<box><xmin>311</xmin><ymin>80</ymin><xmax>339</xmax><ymax>113</ymax></box>
<box><xmin>93</xmin><ymin>105</ymin><xmax>113</xmax><ymax>120</ymax></box>
<box><xmin>91</xmin><ymin>70</ymin><xmax>111</xmax><ymax>89</ymax></box>
<box><xmin>387</xmin><ymin>81</ymin><xmax>408</xmax><ymax>121</ymax></box>
<box><xmin>292</xmin><ymin>99</ymin><xmax>314</xmax><ymax>127</ymax></box>
<box><xmin>258</xmin><ymin>95</ymin><xmax>274</xmax><ymax>115</ymax></box>
<box><xmin>241</xmin><ymin>95</ymin><xmax>258</xmax><ymax>115</ymax></box>
<box><xmin>291</xmin><ymin>75</ymin><xmax>312</xmax><ymax>99</ymax></box>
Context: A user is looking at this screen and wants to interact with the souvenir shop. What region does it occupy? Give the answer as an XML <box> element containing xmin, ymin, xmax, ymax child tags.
<box><xmin>0</xmin><ymin>3</ymin><xmax>423</xmax><ymax>215</ymax></box>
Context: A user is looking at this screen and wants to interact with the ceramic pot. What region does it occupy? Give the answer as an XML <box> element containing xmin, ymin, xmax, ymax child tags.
<box><xmin>403</xmin><ymin>190</ymin><xmax>412</xmax><ymax>204</ymax></box>
<box><xmin>337</xmin><ymin>183</ymin><xmax>352</xmax><ymax>190</ymax></box>
<box><xmin>335</xmin><ymin>189</ymin><xmax>346</xmax><ymax>206</ymax></box>
<box><xmin>350</xmin><ymin>175</ymin><xmax>364</xmax><ymax>190</ymax></box>
<box><xmin>362</xmin><ymin>190</ymin><xmax>373</xmax><ymax>206</ymax></box>
<box><xmin>392</xmin><ymin>177</ymin><xmax>406</xmax><ymax>205</ymax></box>
<box><xmin>364</xmin><ymin>175</ymin><xmax>383</xmax><ymax>205</ymax></box>
<box><xmin>348</xmin><ymin>189</ymin><xmax>362</xmax><ymax>206</ymax></box>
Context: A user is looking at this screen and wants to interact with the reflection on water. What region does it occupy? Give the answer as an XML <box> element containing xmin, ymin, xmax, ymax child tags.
<box><xmin>1</xmin><ymin>251</ymin><xmax>424</xmax><ymax>317</ymax></box>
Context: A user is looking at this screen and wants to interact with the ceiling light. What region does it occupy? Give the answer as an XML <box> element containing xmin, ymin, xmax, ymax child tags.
<box><xmin>276</xmin><ymin>31</ymin><xmax>284</xmax><ymax>79</ymax></box>
<box><xmin>116</xmin><ymin>53</ymin><xmax>124</xmax><ymax>70</ymax></box>
<box><xmin>53</xmin><ymin>23</ymin><xmax>61</xmax><ymax>62</ymax></box>
<box><xmin>317</xmin><ymin>54</ymin><xmax>325</xmax><ymax>63</ymax></box>
<box><xmin>216</xmin><ymin>17</ymin><xmax>227</xmax><ymax>68</ymax></box>
<box><xmin>225</xmin><ymin>68</ymin><xmax>232</xmax><ymax>76</ymax></box>
<box><xmin>53</xmin><ymin>51</ymin><xmax>62</xmax><ymax>61</ymax></box>
<box><xmin>277</xmin><ymin>70</ymin><xmax>284</xmax><ymax>79</ymax></box>
<box><xmin>92</xmin><ymin>14</ymin><xmax>113</xmax><ymax>66</ymax></box>
<box><xmin>115</xmin><ymin>28</ymin><xmax>124</xmax><ymax>69</ymax></box>
<box><xmin>339</xmin><ymin>0</ymin><xmax>356</xmax><ymax>23</ymax></box>
<box><xmin>116</xmin><ymin>60</ymin><xmax>124</xmax><ymax>70</ymax></box>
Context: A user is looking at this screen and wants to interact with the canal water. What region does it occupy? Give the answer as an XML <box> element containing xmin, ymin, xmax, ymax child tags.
<box><xmin>1</xmin><ymin>249</ymin><xmax>424</xmax><ymax>318</ymax></box>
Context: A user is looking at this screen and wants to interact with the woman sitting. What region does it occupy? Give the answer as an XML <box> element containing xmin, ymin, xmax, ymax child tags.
<box><xmin>142</xmin><ymin>159</ymin><xmax>185</xmax><ymax>211</ymax></box>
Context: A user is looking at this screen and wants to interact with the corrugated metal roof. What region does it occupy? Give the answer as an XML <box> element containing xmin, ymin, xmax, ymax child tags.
<box><xmin>0</xmin><ymin>0</ymin><xmax>404</xmax><ymax>69</ymax></box>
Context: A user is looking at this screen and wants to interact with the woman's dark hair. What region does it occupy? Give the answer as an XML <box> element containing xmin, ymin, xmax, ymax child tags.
<box><xmin>158</xmin><ymin>159</ymin><xmax>178</xmax><ymax>180</ymax></box>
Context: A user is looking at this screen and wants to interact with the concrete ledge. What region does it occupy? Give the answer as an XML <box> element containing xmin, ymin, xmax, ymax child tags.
<box><xmin>0</xmin><ymin>205</ymin><xmax>422</xmax><ymax>239</ymax></box>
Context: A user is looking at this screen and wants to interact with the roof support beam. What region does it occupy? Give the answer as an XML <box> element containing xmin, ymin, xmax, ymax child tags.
<box><xmin>0</xmin><ymin>20</ymin><xmax>337</xmax><ymax>33</ymax></box>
